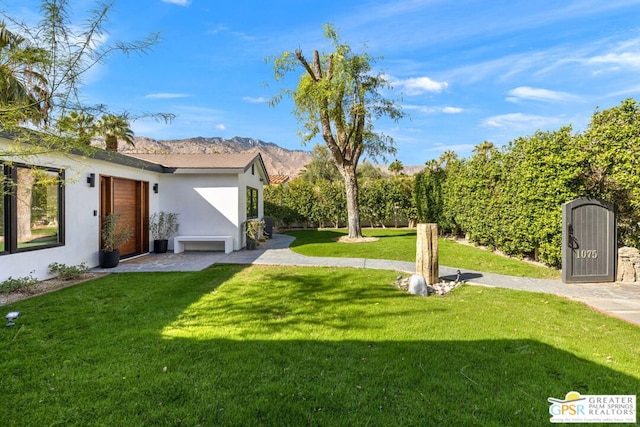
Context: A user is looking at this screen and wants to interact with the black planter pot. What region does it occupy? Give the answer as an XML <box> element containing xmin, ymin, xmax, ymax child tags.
<box><xmin>246</xmin><ymin>238</ymin><xmax>257</xmax><ymax>250</ymax></box>
<box><xmin>99</xmin><ymin>249</ymin><xmax>120</xmax><ymax>268</ymax></box>
<box><xmin>153</xmin><ymin>239</ymin><xmax>169</xmax><ymax>253</ymax></box>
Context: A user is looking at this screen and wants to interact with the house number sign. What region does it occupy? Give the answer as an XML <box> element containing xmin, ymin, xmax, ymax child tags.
<box><xmin>575</xmin><ymin>249</ymin><xmax>598</xmax><ymax>259</ymax></box>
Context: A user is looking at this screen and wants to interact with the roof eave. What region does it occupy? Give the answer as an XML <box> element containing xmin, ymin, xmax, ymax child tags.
<box><xmin>247</xmin><ymin>152</ymin><xmax>270</xmax><ymax>184</ymax></box>
<box><xmin>171</xmin><ymin>167</ymin><xmax>245</xmax><ymax>174</ymax></box>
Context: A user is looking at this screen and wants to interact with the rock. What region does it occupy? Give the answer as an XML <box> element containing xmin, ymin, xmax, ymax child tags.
<box><xmin>617</xmin><ymin>247</ymin><xmax>640</xmax><ymax>282</ymax></box>
<box><xmin>408</xmin><ymin>274</ymin><xmax>428</xmax><ymax>296</ymax></box>
<box><xmin>428</xmin><ymin>280</ymin><xmax>463</xmax><ymax>296</ymax></box>
<box><xmin>393</xmin><ymin>274</ymin><xmax>464</xmax><ymax>297</ymax></box>
<box><xmin>393</xmin><ymin>276</ymin><xmax>410</xmax><ymax>291</ymax></box>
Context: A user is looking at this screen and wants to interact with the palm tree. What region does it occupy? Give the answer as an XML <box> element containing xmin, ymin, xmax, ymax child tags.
<box><xmin>425</xmin><ymin>159</ymin><xmax>440</xmax><ymax>172</ymax></box>
<box><xmin>0</xmin><ymin>21</ymin><xmax>49</xmax><ymax>124</ymax></box>
<box><xmin>438</xmin><ymin>150</ymin><xmax>458</xmax><ymax>169</ymax></box>
<box><xmin>388</xmin><ymin>159</ymin><xmax>404</xmax><ymax>176</ymax></box>
<box><xmin>57</xmin><ymin>110</ymin><xmax>96</xmax><ymax>146</ymax></box>
<box><xmin>94</xmin><ymin>113</ymin><xmax>135</xmax><ymax>152</ymax></box>
<box><xmin>473</xmin><ymin>141</ymin><xmax>496</xmax><ymax>159</ymax></box>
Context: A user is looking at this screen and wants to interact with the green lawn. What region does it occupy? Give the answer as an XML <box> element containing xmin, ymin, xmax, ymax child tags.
<box><xmin>1</xmin><ymin>265</ymin><xmax>638</xmax><ymax>426</ymax></box>
<box><xmin>285</xmin><ymin>228</ymin><xmax>560</xmax><ymax>279</ymax></box>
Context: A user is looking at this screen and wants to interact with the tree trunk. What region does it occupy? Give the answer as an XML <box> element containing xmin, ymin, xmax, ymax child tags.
<box><xmin>105</xmin><ymin>135</ymin><xmax>118</xmax><ymax>151</ymax></box>
<box><xmin>341</xmin><ymin>166</ymin><xmax>362</xmax><ymax>239</ymax></box>
<box><xmin>416</xmin><ymin>223</ymin><xmax>439</xmax><ymax>285</ymax></box>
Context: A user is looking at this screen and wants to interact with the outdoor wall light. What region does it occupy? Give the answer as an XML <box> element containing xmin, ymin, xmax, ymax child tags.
<box><xmin>87</xmin><ymin>173</ymin><xmax>96</xmax><ymax>187</ymax></box>
<box><xmin>5</xmin><ymin>311</ymin><xmax>20</xmax><ymax>327</ymax></box>
<box><xmin>153</xmin><ymin>183</ymin><xmax>159</xmax><ymax>194</ymax></box>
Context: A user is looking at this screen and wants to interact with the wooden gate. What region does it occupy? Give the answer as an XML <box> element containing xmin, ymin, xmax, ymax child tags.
<box><xmin>562</xmin><ymin>198</ymin><xmax>616</xmax><ymax>283</ymax></box>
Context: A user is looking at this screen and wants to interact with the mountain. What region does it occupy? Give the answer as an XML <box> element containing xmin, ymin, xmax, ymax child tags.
<box><xmin>118</xmin><ymin>136</ymin><xmax>313</xmax><ymax>177</ymax></box>
<box><xmin>104</xmin><ymin>135</ymin><xmax>423</xmax><ymax>178</ymax></box>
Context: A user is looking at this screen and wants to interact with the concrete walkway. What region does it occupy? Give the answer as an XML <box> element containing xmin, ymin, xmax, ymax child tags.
<box><xmin>100</xmin><ymin>233</ymin><xmax>640</xmax><ymax>327</ymax></box>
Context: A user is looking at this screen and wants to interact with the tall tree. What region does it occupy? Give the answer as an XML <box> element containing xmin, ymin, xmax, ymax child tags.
<box><xmin>94</xmin><ymin>113</ymin><xmax>134</xmax><ymax>152</ymax></box>
<box><xmin>270</xmin><ymin>24</ymin><xmax>404</xmax><ymax>239</ymax></box>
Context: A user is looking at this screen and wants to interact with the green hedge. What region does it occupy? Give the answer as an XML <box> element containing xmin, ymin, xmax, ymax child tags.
<box><xmin>265</xmin><ymin>99</ymin><xmax>640</xmax><ymax>268</ymax></box>
<box><xmin>264</xmin><ymin>176</ymin><xmax>415</xmax><ymax>229</ymax></box>
<box><xmin>419</xmin><ymin>99</ymin><xmax>640</xmax><ymax>267</ymax></box>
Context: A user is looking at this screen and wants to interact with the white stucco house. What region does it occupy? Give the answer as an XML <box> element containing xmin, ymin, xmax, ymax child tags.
<box><xmin>0</xmin><ymin>136</ymin><xmax>269</xmax><ymax>281</ymax></box>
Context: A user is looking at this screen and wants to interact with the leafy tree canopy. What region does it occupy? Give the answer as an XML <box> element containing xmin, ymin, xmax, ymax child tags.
<box><xmin>299</xmin><ymin>144</ymin><xmax>340</xmax><ymax>183</ymax></box>
<box><xmin>269</xmin><ymin>24</ymin><xmax>404</xmax><ymax>239</ymax></box>
<box><xmin>0</xmin><ymin>0</ymin><xmax>172</xmax><ymax>155</ymax></box>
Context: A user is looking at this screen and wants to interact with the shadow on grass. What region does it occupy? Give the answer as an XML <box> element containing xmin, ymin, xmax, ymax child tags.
<box><xmin>148</xmin><ymin>338</ymin><xmax>638</xmax><ymax>426</ymax></box>
<box><xmin>286</xmin><ymin>229</ymin><xmax>416</xmax><ymax>248</ymax></box>
<box><xmin>362</xmin><ymin>229</ymin><xmax>416</xmax><ymax>238</ymax></box>
<box><xmin>286</xmin><ymin>229</ymin><xmax>345</xmax><ymax>248</ymax></box>
<box><xmin>2</xmin><ymin>335</ymin><xmax>638</xmax><ymax>425</ymax></box>
<box><xmin>1</xmin><ymin>265</ymin><xmax>638</xmax><ymax>426</ymax></box>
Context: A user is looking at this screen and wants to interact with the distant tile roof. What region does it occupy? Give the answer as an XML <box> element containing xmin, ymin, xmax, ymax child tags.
<box><xmin>268</xmin><ymin>174</ymin><xmax>290</xmax><ymax>185</ymax></box>
<box><xmin>124</xmin><ymin>152</ymin><xmax>259</xmax><ymax>169</ymax></box>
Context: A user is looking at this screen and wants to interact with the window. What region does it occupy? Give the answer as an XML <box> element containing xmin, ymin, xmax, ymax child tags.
<box><xmin>0</xmin><ymin>162</ymin><xmax>64</xmax><ymax>255</ymax></box>
<box><xmin>246</xmin><ymin>187</ymin><xmax>258</xmax><ymax>219</ymax></box>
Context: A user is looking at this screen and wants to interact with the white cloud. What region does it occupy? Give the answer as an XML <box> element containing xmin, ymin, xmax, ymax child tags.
<box><xmin>215</xmin><ymin>124</ymin><xmax>226</xmax><ymax>131</ymax></box>
<box><xmin>506</xmin><ymin>86</ymin><xmax>578</xmax><ymax>103</ymax></box>
<box><xmin>144</xmin><ymin>93</ymin><xmax>191</xmax><ymax>99</ymax></box>
<box><xmin>404</xmin><ymin>104</ymin><xmax>463</xmax><ymax>114</ymax></box>
<box><xmin>442</xmin><ymin>106</ymin><xmax>463</xmax><ymax>114</ymax></box>
<box><xmin>481</xmin><ymin>113</ymin><xmax>562</xmax><ymax>130</ymax></box>
<box><xmin>572</xmin><ymin>37</ymin><xmax>640</xmax><ymax>75</ymax></box>
<box><xmin>161</xmin><ymin>0</ymin><xmax>191</xmax><ymax>6</ymax></box>
<box><xmin>243</xmin><ymin>96</ymin><xmax>267</xmax><ymax>103</ymax></box>
<box><xmin>393</xmin><ymin>76</ymin><xmax>449</xmax><ymax>95</ymax></box>
<box><xmin>398</xmin><ymin>127</ymin><xmax>423</xmax><ymax>134</ymax></box>
<box><xmin>588</xmin><ymin>52</ymin><xmax>640</xmax><ymax>69</ymax></box>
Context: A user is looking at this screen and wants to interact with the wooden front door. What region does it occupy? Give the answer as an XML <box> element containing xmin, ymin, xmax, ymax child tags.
<box><xmin>100</xmin><ymin>176</ymin><xmax>149</xmax><ymax>258</ymax></box>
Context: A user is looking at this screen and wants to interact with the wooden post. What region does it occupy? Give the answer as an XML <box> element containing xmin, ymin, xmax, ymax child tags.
<box><xmin>416</xmin><ymin>223</ymin><xmax>439</xmax><ymax>285</ymax></box>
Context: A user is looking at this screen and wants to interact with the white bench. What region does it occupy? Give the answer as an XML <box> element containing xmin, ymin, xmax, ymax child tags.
<box><xmin>173</xmin><ymin>235</ymin><xmax>234</xmax><ymax>254</ymax></box>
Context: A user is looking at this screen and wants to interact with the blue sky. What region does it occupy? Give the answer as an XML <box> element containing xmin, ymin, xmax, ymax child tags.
<box><xmin>3</xmin><ymin>0</ymin><xmax>640</xmax><ymax>166</ymax></box>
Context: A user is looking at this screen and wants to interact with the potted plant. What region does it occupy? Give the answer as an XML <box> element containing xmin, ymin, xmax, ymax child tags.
<box><xmin>245</xmin><ymin>219</ymin><xmax>264</xmax><ymax>250</ymax></box>
<box><xmin>100</xmin><ymin>213</ymin><xmax>132</xmax><ymax>268</ymax></box>
<box><xmin>149</xmin><ymin>211</ymin><xmax>180</xmax><ymax>253</ymax></box>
